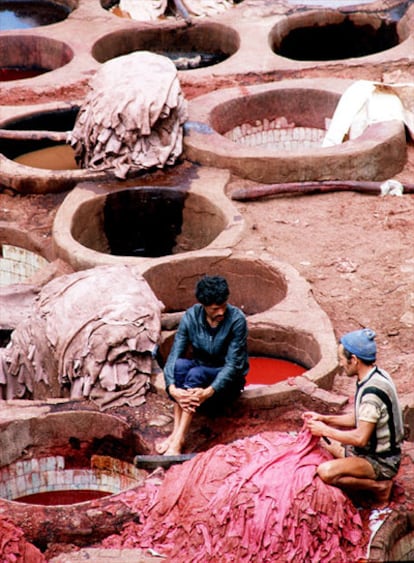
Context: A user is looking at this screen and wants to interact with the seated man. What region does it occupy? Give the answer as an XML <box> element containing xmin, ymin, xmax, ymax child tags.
<box><xmin>303</xmin><ymin>328</ymin><xmax>404</xmax><ymax>505</ymax></box>
<box><xmin>158</xmin><ymin>275</ymin><xmax>249</xmax><ymax>455</ymax></box>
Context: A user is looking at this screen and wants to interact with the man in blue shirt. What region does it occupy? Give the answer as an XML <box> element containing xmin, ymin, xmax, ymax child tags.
<box><xmin>157</xmin><ymin>275</ymin><xmax>249</xmax><ymax>455</ymax></box>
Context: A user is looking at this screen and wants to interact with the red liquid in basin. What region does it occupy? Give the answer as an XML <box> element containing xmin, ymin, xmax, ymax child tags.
<box><xmin>15</xmin><ymin>489</ymin><xmax>111</xmax><ymax>505</ymax></box>
<box><xmin>246</xmin><ymin>356</ymin><xmax>305</xmax><ymax>386</ymax></box>
<box><xmin>0</xmin><ymin>67</ymin><xmax>47</xmax><ymax>81</ymax></box>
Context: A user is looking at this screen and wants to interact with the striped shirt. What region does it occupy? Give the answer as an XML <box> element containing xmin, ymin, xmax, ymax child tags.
<box><xmin>355</xmin><ymin>366</ymin><xmax>404</xmax><ymax>456</ymax></box>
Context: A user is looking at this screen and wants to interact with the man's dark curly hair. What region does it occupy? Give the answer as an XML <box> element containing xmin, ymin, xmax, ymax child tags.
<box><xmin>195</xmin><ymin>275</ymin><xmax>229</xmax><ymax>306</ymax></box>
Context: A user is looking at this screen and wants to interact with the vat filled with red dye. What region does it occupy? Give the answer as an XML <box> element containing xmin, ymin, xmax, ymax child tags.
<box><xmin>246</xmin><ymin>356</ymin><xmax>305</xmax><ymax>387</ymax></box>
<box><xmin>0</xmin><ymin>67</ymin><xmax>48</xmax><ymax>81</ymax></box>
<box><xmin>15</xmin><ymin>489</ymin><xmax>111</xmax><ymax>505</ymax></box>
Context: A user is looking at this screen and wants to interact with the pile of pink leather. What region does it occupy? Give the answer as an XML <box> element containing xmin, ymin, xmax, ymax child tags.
<box><xmin>104</xmin><ymin>429</ymin><xmax>367</xmax><ymax>561</ymax></box>
<box><xmin>0</xmin><ymin>265</ymin><xmax>163</xmax><ymax>409</ymax></box>
<box><xmin>0</xmin><ymin>516</ymin><xmax>45</xmax><ymax>563</ymax></box>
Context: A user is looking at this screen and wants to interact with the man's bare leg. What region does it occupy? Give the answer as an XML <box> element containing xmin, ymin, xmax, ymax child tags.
<box><xmin>156</xmin><ymin>403</ymin><xmax>182</xmax><ymax>454</ymax></box>
<box><xmin>317</xmin><ymin>457</ymin><xmax>394</xmax><ymax>506</ymax></box>
<box><xmin>164</xmin><ymin>409</ymin><xmax>194</xmax><ymax>455</ymax></box>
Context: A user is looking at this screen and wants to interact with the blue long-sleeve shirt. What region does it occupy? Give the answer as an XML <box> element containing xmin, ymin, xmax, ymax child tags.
<box><xmin>163</xmin><ymin>303</ymin><xmax>249</xmax><ymax>394</ymax></box>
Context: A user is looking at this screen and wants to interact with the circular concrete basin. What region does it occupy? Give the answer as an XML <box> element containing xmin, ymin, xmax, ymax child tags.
<box><xmin>0</xmin><ymin>35</ymin><xmax>73</xmax><ymax>82</ymax></box>
<box><xmin>92</xmin><ymin>22</ymin><xmax>240</xmax><ymax>70</ymax></box>
<box><xmin>270</xmin><ymin>11</ymin><xmax>405</xmax><ymax>61</ymax></box>
<box><xmin>0</xmin><ymin>105</ymin><xmax>112</xmax><ymax>193</ymax></box>
<box><xmin>144</xmin><ymin>254</ymin><xmax>288</xmax><ymax>315</ymax></box>
<box><xmin>184</xmin><ymin>79</ymin><xmax>407</xmax><ymax>183</ymax></box>
<box><xmin>52</xmin><ymin>168</ymin><xmax>244</xmax><ymax>271</ymax></box>
<box><xmin>69</xmin><ymin>186</ymin><xmax>227</xmax><ymax>258</ymax></box>
<box><xmin>369</xmin><ymin>509</ymin><xmax>414</xmax><ymax>561</ymax></box>
<box><xmin>0</xmin><ymin>222</ymin><xmax>52</xmax><ymax>286</ymax></box>
<box><xmin>0</xmin><ymin>0</ymin><xmax>75</xmax><ymax>31</ymax></box>
<box><xmin>147</xmin><ymin>252</ymin><xmax>338</xmax><ymax>405</ymax></box>
<box><xmin>0</xmin><ymin>410</ymin><xmax>148</xmax><ymax>544</ymax></box>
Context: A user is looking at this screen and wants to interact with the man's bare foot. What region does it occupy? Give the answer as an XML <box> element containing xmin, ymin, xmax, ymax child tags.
<box><xmin>164</xmin><ymin>441</ymin><xmax>183</xmax><ymax>456</ymax></box>
<box><xmin>155</xmin><ymin>438</ymin><xmax>171</xmax><ymax>454</ymax></box>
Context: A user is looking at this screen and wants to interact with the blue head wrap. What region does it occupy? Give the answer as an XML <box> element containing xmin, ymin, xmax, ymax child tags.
<box><xmin>340</xmin><ymin>328</ymin><xmax>377</xmax><ymax>362</ymax></box>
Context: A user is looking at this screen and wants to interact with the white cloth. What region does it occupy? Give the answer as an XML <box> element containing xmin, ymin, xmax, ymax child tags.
<box><xmin>322</xmin><ymin>80</ymin><xmax>414</xmax><ymax>147</ymax></box>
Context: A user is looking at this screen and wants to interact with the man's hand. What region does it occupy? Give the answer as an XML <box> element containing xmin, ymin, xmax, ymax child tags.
<box><xmin>305</xmin><ymin>418</ymin><xmax>328</xmax><ymax>437</ymax></box>
<box><xmin>168</xmin><ymin>385</ymin><xmax>200</xmax><ymax>413</ymax></box>
<box><xmin>302</xmin><ymin>411</ymin><xmax>323</xmax><ymax>422</ymax></box>
<box><xmin>190</xmin><ymin>386</ymin><xmax>215</xmax><ymax>405</ymax></box>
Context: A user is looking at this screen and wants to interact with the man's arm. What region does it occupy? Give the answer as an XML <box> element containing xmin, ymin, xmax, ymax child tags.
<box><xmin>210</xmin><ymin>314</ymin><xmax>248</xmax><ymax>393</ymax></box>
<box><xmin>305</xmin><ymin>416</ymin><xmax>375</xmax><ymax>448</ymax></box>
<box><xmin>303</xmin><ymin>411</ymin><xmax>355</xmax><ymax>428</ymax></box>
<box><xmin>163</xmin><ymin>314</ymin><xmax>190</xmax><ymax>390</ymax></box>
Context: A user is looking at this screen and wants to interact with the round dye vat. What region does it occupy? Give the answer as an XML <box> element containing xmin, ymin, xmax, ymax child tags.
<box><xmin>246</xmin><ymin>356</ymin><xmax>305</xmax><ymax>387</ymax></box>
<box><xmin>0</xmin><ymin>1</ymin><xmax>71</xmax><ymax>30</ymax></box>
<box><xmin>15</xmin><ymin>489</ymin><xmax>111</xmax><ymax>505</ymax></box>
<box><xmin>14</xmin><ymin>144</ymin><xmax>78</xmax><ymax>170</ymax></box>
<box><xmin>92</xmin><ymin>23</ymin><xmax>239</xmax><ymax>72</ymax></box>
<box><xmin>271</xmin><ymin>13</ymin><xmax>401</xmax><ymax>61</ymax></box>
<box><xmin>0</xmin><ymin>107</ymin><xmax>78</xmax><ymax>165</ymax></box>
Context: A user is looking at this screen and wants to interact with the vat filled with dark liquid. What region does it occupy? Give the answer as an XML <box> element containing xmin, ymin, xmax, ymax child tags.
<box><xmin>0</xmin><ymin>1</ymin><xmax>71</xmax><ymax>30</ymax></box>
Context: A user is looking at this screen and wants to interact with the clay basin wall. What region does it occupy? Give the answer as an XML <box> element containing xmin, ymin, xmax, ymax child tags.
<box><xmin>184</xmin><ymin>78</ymin><xmax>407</xmax><ymax>183</ymax></box>
<box><xmin>1</xmin><ymin>1</ymin><xmax>414</xmax><ymax>101</ymax></box>
<box><xmin>147</xmin><ymin>251</ymin><xmax>339</xmax><ymax>407</ymax></box>
<box><xmin>0</xmin><ymin>409</ymin><xmax>149</xmax><ymax>546</ymax></box>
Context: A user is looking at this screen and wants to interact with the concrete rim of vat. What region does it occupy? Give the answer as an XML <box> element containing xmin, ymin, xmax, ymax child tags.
<box><xmin>0</xmin><ymin>101</ymin><xmax>114</xmax><ymax>194</ymax></box>
<box><xmin>368</xmin><ymin>508</ymin><xmax>414</xmax><ymax>561</ymax></box>
<box><xmin>0</xmin><ymin>34</ymin><xmax>74</xmax><ymax>79</ymax></box>
<box><xmin>147</xmin><ymin>250</ymin><xmax>338</xmax><ymax>407</ymax></box>
<box><xmin>0</xmin><ymin>409</ymin><xmax>148</xmax><ymax>544</ymax></box>
<box><xmin>91</xmin><ymin>21</ymin><xmax>240</xmax><ymax>70</ymax></box>
<box><xmin>183</xmin><ymin>78</ymin><xmax>407</xmax><ymax>184</ymax></box>
<box><xmin>270</xmin><ymin>8</ymin><xmax>411</xmax><ymax>64</ymax></box>
<box><xmin>52</xmin><ymin>168</ymin><xmax>245</xmax><ymax>271</ymax></box>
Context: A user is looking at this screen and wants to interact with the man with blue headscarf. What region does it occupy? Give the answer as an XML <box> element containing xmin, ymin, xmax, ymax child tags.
<box><xmin>303</xmin><ymin>328</ymin><xmax>404</xmax><ymax>505</ymax></box>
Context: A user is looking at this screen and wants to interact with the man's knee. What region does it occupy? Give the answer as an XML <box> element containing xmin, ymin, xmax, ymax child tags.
<box><xmin>186</xmin><ymin>366</ymin><xmax>211</xmax><ymax>388</ymax></box>
<box><xmin>316</xmin><ymin>460</ymin><xmax>338</xmax><ymax>484</ymax></box>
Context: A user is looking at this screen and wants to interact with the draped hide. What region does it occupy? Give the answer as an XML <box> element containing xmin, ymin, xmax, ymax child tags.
<box><xmin>103</xmin><ymin>429</ymin><xmax>367</xmax><ymax>562</ymax></box>
<box><xmin>0</xmin><ymin>265</ymin><xmax>163</xmax><ymax>409</ymax></box>
<box><xmin>68</xmin><ymin>52</ymin><xmax>188</xmax><ymax>179</ymax></box>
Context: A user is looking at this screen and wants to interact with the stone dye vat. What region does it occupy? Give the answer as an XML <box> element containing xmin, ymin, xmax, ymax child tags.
<box><xmin>0</xmin><ymin>35</ymin><xmax>73</xmax><ymax>82</ymax></box>
<box><xmin>0</xmin><ymin>0</ymin><xmax>75</xmax><ymax>31</ymax></box>
<box><xmin>92</xmin><ymin>22</ymin><xmax>240</xmax><ymax>70</ymax></box>
<box><xmin>0</xmin><ymin>224</ymin><xmax>51</xmax><ymax>287</ymax></box>
<box><xmin>184</xmin><ymin>78</ymin><xmax>407</xmax><ymax>183</ymax></box>
<box><xmin>270</xmin><ymin>10</ymin><xmax>406</xmax><ymax>62</ymax></box>
<box><xmin>52</xmin><ymin>168</ymin><xmax>244</xmax><ymax>270</ymax></box>
<box><xmin>0</xmin><ymin>104</ymin><xmax>111</xmax><ymax>193</ymax></box>
<box><xmin>0</xmin><ymin>409</ymin><xmax>148</xmax><ymax>546</ymax></box>
<box><xmin>147</xmin><ymin>252</ymin><xmax>338</xmax><ymax>407</ymax></box>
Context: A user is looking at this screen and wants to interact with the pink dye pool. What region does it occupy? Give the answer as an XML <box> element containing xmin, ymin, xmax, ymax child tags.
<box><xmin>246</xmin><ymin>356</ymin><xmax>305</xmax><ymax>386</ymax></box>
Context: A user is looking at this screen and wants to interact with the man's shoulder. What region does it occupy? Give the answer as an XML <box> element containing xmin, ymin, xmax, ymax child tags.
<box><xmin>184</xmin><ymin>303</ymin><xmax>203</xmax><ymax>320</ymax></box>
<box><xmin>227</xmin><ymin>303</ymin><xmax>246</xmax><ymax>318</ymax></box>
